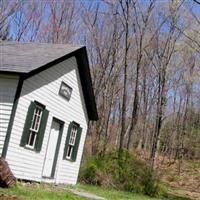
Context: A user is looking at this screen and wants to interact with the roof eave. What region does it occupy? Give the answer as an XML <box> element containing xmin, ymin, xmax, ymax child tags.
<box><xmin>0</xmin><ymin>47</ymin><xmax>98</xmax><ymax>121</ymax></box>
<box><xmin>75</xmin><ymin>47</ymin><xmax>98</xmax><ymax>121</ymax></box>
<box><xmin>0</xmin><ymin>71</ymin><xmax>25</xmax><ymax>76</ymax></box>
<box><xmin>24</xmin><ymin>47</ymin><xmax>98</xmax><ymax>120</ymax></box>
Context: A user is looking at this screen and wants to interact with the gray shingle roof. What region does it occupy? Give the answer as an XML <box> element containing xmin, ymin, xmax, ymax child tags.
<box><xmin>0</xmin><ymin>41</ymin><xmax>83</xmax><ymax>73</ymax></box>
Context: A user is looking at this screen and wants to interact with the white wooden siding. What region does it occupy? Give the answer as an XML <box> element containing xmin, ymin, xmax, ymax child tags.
<box><xmin>0</xmin><ymin>75</ymin><xmax>19</xmax><ymax>156</ymax></box>
<box><xmin>6</xmin><ymin>57</ymin><xmax>89</xmax><ymax>184</ymax></box>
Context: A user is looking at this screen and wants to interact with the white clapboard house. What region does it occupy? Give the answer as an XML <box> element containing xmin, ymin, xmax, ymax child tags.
<box><xmin>0</xmin><ymin>41</ymin><xmax>98</xmax><ymax>184</ymax></box>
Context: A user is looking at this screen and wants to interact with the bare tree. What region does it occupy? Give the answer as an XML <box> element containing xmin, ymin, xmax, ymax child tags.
<box><xmin>0</xmin><ymin>0</ymin><xmax>19</xmax><ymax>40</ymax></box>
<box><xmin>126</xmin><ymin>0</ymin><xmax>155</xmax><ymax>150</ymax></box>
<box><xmin>118</xmin><ymin>0</ymin><xmax>130</xmax><ymax>152</ymax></box>
<box><xmin>149</xmin><ymin>1</ymin><xmax>183</xmax><ymax>169</ymax></box>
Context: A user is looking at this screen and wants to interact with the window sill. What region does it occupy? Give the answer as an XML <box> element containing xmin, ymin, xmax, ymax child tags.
<box><xmin>63</xmin><ymin>158</ymin><xmax>75</xmax><ymax>162</ymax></box>
<box><xmin>24</xmin><ymin>145</ymin><xmax>37</xmax><ymax>152</ymax></box>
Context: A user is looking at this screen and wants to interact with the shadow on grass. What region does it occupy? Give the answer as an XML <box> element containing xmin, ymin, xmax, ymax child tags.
<box><xmin>162</xmin><ymin>193</ymin><xmax>192</xmax><ymax>200</ymax></box>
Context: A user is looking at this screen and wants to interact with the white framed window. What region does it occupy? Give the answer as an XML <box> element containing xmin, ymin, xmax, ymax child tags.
<box><xmin>63</xmin><ymin>121</ymin><xmax>82</xmax><ymax>161</ymax></box>
<box><xmin>26</xmin><ymin>105</ymin><xmax>43</xmax><ymax>148</ymax></box>
<box><xmin>20</xmin><ymin>101</ymin><xmax>49</xmax><ymax>152</ymax></box>
<box><xmin>66</xmin><ymin>124</ymin><xmax>78</xmax><ymax>159</ymax></box>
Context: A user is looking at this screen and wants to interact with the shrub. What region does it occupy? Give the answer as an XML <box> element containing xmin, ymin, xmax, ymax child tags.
<box><xmin>79</xmin><ymin>150</ymin><xmax>159</xmax><ymax>196</ymax></box>
<box><xmin>79</xmin><ymin>159</ymin><xmax>101</xmax><ymax>185</ymax></box>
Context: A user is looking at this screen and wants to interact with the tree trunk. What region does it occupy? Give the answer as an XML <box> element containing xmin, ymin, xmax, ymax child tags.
<box><xmin>0</xmin><ymin>158</ymin><xmax>16</xmax><ymax>188</ymax></box>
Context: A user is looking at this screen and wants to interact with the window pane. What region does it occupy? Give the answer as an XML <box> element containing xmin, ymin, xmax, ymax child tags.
<box><xmin>67</xmin><ymin>145</ymin><xmax>73</xmax><ymax>158</ymax></box>
<box><xmin>26</xmin><ymin>105</ymin><xmax>43</xmax><ymax>148</ymax></box>
<box><xmin>30</xmin><ymin>106</ymin><xmax>43</xmax><ymax>132</ymax></box>
<box><xmin>69</xmin><ymin>125</ymin><xmax>77</xmax><ymax>146</ymax></box>
<box><xmin>28</xmin><ymin>131</ymin><xmax>36</xmax><ymax>147</ymax></box>
<box><xmin>31</xmin><ymin>110</ymin><xmax>37</xmax><ymax>129</ymax></box>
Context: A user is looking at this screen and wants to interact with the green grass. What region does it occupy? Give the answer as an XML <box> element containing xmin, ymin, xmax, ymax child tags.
<box><xmin>0</xmin><ymin>183</ymin><xmax>191</xmax><ymax>200</ymax></box>
<box><xmin>74</xmin><ymin>184</ymin><xmax>191</xmax><ymax>200</ymax></box>
<box><xmin>75</xmin><ymin>184</ymin><xmax>159</xmax><ymax>200</ymax></box>
<box><xmin>189</xmin><ymin>160</ymin><xmax>200</xmax><ymax>169</ymax></box>
<box><xmin>0</xmin><ymin>183</ymin><xmax>87</xmax><ymax>200</ymax></box>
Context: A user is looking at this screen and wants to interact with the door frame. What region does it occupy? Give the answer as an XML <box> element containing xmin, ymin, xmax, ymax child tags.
<box><xmin>42</xmin><ymin>117</ymin><xmax>64</xmax><ymax>179</ymax></box>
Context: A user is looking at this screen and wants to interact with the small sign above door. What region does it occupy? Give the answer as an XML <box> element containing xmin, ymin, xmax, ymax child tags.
<box><xmin>59</xmin><ymin>82</ymin><xmax>72</xmax><ymax>100</ymax></box>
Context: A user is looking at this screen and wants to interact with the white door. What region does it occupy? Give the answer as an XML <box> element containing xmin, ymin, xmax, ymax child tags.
<box><xmin>42</xmin><ymin>120</ymin><xmax>60</xmax><ymax>178</ymax></box>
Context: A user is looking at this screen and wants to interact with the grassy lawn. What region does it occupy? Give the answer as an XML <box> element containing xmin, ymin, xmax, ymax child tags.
<box><xmin>0</xmin><ymin>183</ymin><xmax>87</xmax><ymax>200</ymax></box>
<box><xmin>75</xmin><ymin>184</ymin><xmax>191</xmax><ymax>200</ymax></box>
<box><xmin>0</xmin><ymin>183</ymin><xmax>191</xmax><ymax>200</ymax></box>
<box><xmin>75</xmin><ymin>184</ymin><xmax>159</xmax><ymax>200</ymax></box>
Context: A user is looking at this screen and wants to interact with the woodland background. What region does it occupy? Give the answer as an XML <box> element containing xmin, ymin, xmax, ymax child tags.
<box><xmin>1</xmin><ymin>0</ymin><xmax>200</xmax><ymax>172</ymax></box>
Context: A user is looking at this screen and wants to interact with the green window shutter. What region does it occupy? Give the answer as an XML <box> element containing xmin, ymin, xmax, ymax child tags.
<box><xmin>20</xmin><ymin>101</ymin><xmax>36</xmax><ymax>147</ymax></box>
<box><xmin>63</xmin><ymin>122</ymin><xmax>73</xmax><ymax>159</ymax></box>
<box><xmin>35</xmin><ymin>109</ymin><xmax>49</xmax><ymax>152</ymax></box>
<box><xmin>71</xmin><ymin>126</ymin><xmax>82</xmax><ymax>162</ymax></box>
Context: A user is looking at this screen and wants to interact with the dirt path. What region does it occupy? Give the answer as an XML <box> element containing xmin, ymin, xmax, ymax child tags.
<box><xmin>69</xmin><ymin>189</ymin><xmax>106</xmax><ymax>200</ymax></box>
